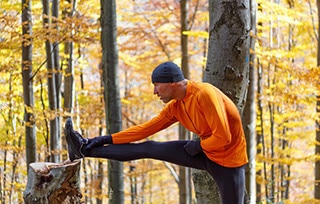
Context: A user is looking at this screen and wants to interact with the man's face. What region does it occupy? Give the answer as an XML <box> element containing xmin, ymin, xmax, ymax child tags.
<box><xmin>153</xmin><ymin>82</ymin><xmax>175</xmax><ymax>103</ymax></box>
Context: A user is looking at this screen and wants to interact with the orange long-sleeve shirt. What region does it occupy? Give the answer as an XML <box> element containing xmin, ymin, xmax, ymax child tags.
<box><xmin>112</xmin><ymin>81</ymin><xmax>248</xmax><ymax>167</ymax></box>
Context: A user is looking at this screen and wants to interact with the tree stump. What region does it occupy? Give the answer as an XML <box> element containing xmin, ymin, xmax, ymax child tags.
<box><xmin>23</xmin><ymin>160</ymin><xmax>82</xmax><ymax>204</ymax></box>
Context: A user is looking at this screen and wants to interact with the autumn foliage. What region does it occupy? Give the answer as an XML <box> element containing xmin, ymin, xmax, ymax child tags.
<box><xmin>0</xmin><ymin>0</ymin><xmax>320</xmax><ymax>203</ymax></box>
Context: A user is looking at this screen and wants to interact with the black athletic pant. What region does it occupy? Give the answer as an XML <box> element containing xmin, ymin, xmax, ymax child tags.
<box><xmin>82</xmin><ymin>140</ymin><xmax>245</xmax><ymax>204</ymax></box>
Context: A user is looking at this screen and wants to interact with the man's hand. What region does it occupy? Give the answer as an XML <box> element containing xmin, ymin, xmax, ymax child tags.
<box><xmin>86</xmin><ymin>135</ymin><xmax>113</xmax><ymax>150</ymax></box>
<box><xmin>183</xmin><ymin>140</ymin><xmax>202</xmax><ymax>156</ymax></box>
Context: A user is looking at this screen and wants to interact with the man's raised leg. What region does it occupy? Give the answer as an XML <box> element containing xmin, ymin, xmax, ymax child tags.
<box><xmin>82</xmin><ymin>141</ymin><xmax>207</xmax><ymax>170</ymax></box>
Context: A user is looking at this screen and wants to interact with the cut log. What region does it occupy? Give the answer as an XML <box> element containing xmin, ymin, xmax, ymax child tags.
<box><xmin>23</xmin><ymin>160</ymin><xmax>82</xmax><ymax>204</ymax></box>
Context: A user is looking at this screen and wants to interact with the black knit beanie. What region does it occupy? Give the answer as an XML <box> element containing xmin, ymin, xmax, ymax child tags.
<box><xmin>151</xmin><ymin>62</ymin><xmax>185</xmax><ymax>83</ymax></box>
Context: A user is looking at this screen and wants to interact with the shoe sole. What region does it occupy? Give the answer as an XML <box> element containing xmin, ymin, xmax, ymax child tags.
<box><xmin>65</xmin><ymin>118</ymin><xmax>85</xmax><ymax>161</ymax></box>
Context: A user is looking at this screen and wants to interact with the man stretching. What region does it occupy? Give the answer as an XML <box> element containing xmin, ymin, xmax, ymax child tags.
<box><xmin>65</xmin><ymin>61</ymin><xmax>248</xmax><ymax>204</ymax></box>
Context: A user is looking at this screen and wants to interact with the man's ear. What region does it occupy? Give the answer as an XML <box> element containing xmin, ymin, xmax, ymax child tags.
<box><xmin>170</xmin><ymin>82</ymin><xmax>178</xmax><ymax>88</ymax></box>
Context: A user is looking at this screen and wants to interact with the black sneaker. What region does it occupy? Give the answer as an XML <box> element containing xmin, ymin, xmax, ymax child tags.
<box><xmin>64</xmin><ymin>118</ymin><xmax>88</xmax><ymax>161</ymax></box>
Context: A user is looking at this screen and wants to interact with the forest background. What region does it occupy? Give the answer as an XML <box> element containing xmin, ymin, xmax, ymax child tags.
<box><xmin>1</xmin><ymin>0</ymin><xmax>320</xmax><ymax>203</ymax></box>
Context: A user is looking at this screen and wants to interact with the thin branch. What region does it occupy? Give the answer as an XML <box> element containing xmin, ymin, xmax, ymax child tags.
<box><xmin>163</xmin><ymin>162</ymin><xmax>180</xmax><ymax>184</ymax></box>
<box><xmin>30</xmin><ymin>41</ymin><xmax>61</xmax><ymax>81</ymax></box>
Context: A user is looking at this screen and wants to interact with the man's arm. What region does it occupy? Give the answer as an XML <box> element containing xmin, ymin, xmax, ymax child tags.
<box><xmin>111</xmin><ymin>107</ymin><xmax>177</xmax><ymax>144</ymax></box>
<box><xmin>198</xmin><ymin>87</ymin><xmax>232</xmax><ymax>151</ymax></box>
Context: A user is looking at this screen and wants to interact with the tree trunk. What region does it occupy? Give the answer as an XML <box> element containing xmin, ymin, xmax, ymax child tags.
<box><xmin>192</xmin><ymin>169</ymin><xmax>221</xmax><ymax>203</ymax></box>
<box><xmin>205</xmin><ymin>0</ymin><xmax>251</xmax><ymax>113</ymax></box>
<box><xmin>194</xmin><ymin>0</ymin><xmax>251</xmax><ymax>203</ymax></box>
<box><xmin>100</xmin><ymin>0</ymin><xmax>124</xmax><ymax>203</ymax></box>
<box><xmin>242</xmin><ymin>43</ymin><xmax>256</xmax><ymax>204</ymax></box>
<box><xmin>23</xmin><ymin>161</ymin><xmax>82</xmax><ymax>203</ymax></box>
<box><xmin>316</xmin><ymin>95</ymin><xmax>320</xmax><ymax>199</ymax></box>
<box><xmin>42</xmin><ymin>0</ymin><xmax>60</xmax><ymax>163</ymax></box>
<box><xmin>22</xmin><ymin>0</ymin><xmax>36</xmax><ymax>169</ymax></box>
<box><xmin>62</xmin><ymin>0</ymin><xmax>76</xmax><ymax>115</ymax></box>
<box><xmin>242</xmin><ymin>0</ymin><xmax>257</xmax><ymax>202</ymax></box>
<box><xmin>256</xmin><ymin>61</ymin><xmax>265</xmax><ymax>203</ymax></box>
<box><xmin>179</xmin><ymin>0</ymin><xmax>192</xmax><ymax>203</ymax></box>
<box><xmin>315</xmin><ymin>0</ymin><xmax>320</xmax><ymax>199</ymax></box>
<box><xmin>62</xmin><ymin>0</ymin><xmax>76</xmax><ymax>161</ymax></box>
<box><xmin>52</xmin><ymin>0</ymin><xmax>62</xmax><ymax>164</ymax></box>
<box><xmin>179</xmin><ymin>126</ymin><xmax>191</xmax><ymax>204</ymax></box>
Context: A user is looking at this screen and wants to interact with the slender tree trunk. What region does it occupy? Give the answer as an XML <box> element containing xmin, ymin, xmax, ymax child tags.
<box><xmin>42</xmin><ymin>0</ymin><xmax>60</xmax><ymax>163</ymax></box>
<box><xmin>316</xmin><ymin>96</ymin><xmax>320</xmax><ymax>199</ymax></box>
<box><xmin>255</xmin><ymin>4</ymin><xmax>263</xmax><ymax>202</ymax></box>
<box><xmin>96</xmin><ymin>65</ymin><xmax>105</xmax><ymax>204</ymax></box>
<box><xmin>180</xmin><ymin>0</ymin><xmax>189</xmax><ymax>81</ymax></box>
<box><xmin>179</xmin><ymin>0</ymin><xmax>192</xmax><ymax>204</ymax></box>
<box><xmin>267</xmin><ymin>65</ymin><xmax>276</xmax><ymax>203</ymax></box>
<box><xmin>178</xmin><ymin>126</ymin><xmax>191</xmax><ymax>204</ymax></box>
<box><xmin>6</xmin><ymin>72</ymin><xmax>22</xmax><ymax>203</ymax></box>
<box><xmin>63</xmin><ymin>0</ymin><xmax>76</xmax><ymax>116</ymax></box>
<box><xmin>256</xmin><ymin>61</ymin><xmax>268</xmax><ymax>203</ymax></box>
<box><xmin>280</xmin><ymin>2</ymin><xmax>294</xmax><ymax>199</ymax></box>
<box><xmin>315</xmin><ymin>0</ymin><xmax>320</xmax><ymax>199</ymax></box>
<box><xmin>52</xmin><ymin>0</ymin><xmax>60</xmax><ymax>106</ymax></box>
<box><xmin>22</xmin><ymin>0</ymin><xmax>36</xmax><ymax>170</ymax></box>
<box><xmin>52</xmin><ymin>0</ymin><xmax>62</xmax><ymax>163</ymax></box>
<box><xmin>242</xmin><ymin>31</ymin><xmax>256</xmax><ymax>204</ymax></box>
<box><xmin>100</xmin><ymin>0</ymin><xmax>124</xmax><ymax>203</ymax></box>
<box><xmin>62</xmin><ymin>0</ymin><xmax>77</xmax><ymax>162</ymax></box>
<box><xmin>242</xmin><ymin>0</ymin><xmax>257</xmax><ymax>202</ymax></box>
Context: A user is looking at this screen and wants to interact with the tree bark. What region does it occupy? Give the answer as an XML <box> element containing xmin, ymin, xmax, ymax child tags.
<box><xmin>23</xmin><ymin>160</ymin><xmax>82</xmax><ymax>204</ymax></box>
<box><xmin>315</xmin><ymin>0</ymin><xmax>320</xmax><ymax>199</ymax></box>
<box><xmin>42</xmin><ymin>0</ymin><xmax>60</xmax><ymax>163</ymax></box>
<box><xmin>100</xmin><ymin>0</ymin><xmax>124</xmax><ymax>203</ymax></box>
<box><xmin>62</xmin><ymin>0</ymin><xmax>76</xmax><ymax>161</ymax></box>
<box><xmin>52</xmin><ymin>0</ymin><xmax>62</xmax><ymax>164</ymax></box>
<box><xmin>179</xmin><ymin>0</ymin><xmax>192</xmax><ymax>203</ymax></box>
<box><xmin>194</xmin><ymin>0</ymin><xmax>251</xmax><ymax>203</ymax></box>
<box><xmin>243</xmin><ymin>0</ymin><xmax>257</xmax><ymax>202</ymax></box>
<box><xmin>256</xmin><ymin>61</ymin><xmax>265</xmax><ymax>203</ymax></box>
<box><xmin>205</xmin><ymin>0</ymin><xmax>251</xmax><ymax>113</ymax></box>
<box><xmin>315</xmin><ymin>95</ymin><xmax>320</xmax><ymax>199</ymax></box>
<box><xmin>22</xmin><ymin>0</ymin><xmax>36</xmax><ymax>169</ymax></box>
<box><xmin>242</xmin><ymin>44</ymin><xmax>256</xmax><ymax>204</ymax></box>
<box><xmin>192</xmin><ymin>169</ymin><xmax>221</xmax><ymax>204</ymax></box>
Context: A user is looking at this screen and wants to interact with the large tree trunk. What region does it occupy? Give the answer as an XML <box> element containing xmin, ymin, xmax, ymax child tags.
<box><xmin>193</xmin><ymin>0</ymin><xmax>251</xmax><ymax>203</ymax></box>
<box><xmin>192</xmin><ymin>169</ymin><xmax>221</xmax><ymax>204</ymax></box>
<box><xmin>100</xmin><ymin>0</ymin><xmax>124</xmax><ymax>203</ymax></box>
<box><xmin>23</xmin><ymin>161</ymin><xmax>82</xmax><ymax>203</ymax></box>
<box><xmin>205</xmin><ymin>0</ymin><xmax>250</xmax><ymax>113</ymax></box>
